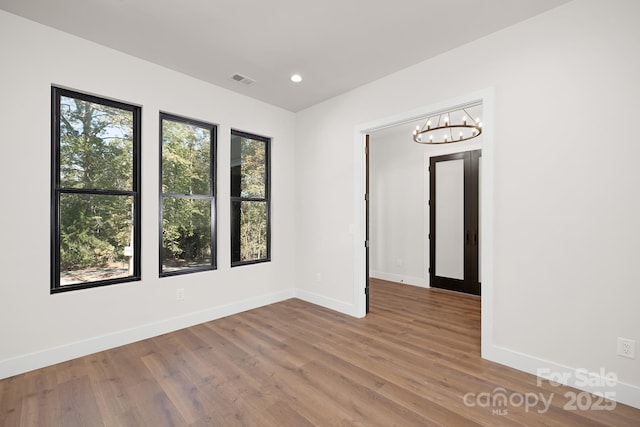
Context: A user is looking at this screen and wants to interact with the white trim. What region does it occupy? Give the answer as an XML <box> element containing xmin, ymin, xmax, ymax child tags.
<box><xmin>478</xmin><ymin>89</ymin><xmax>495</xmax><ymax>360</ymax></box>
<box><xmin>370</xmin><ymin>271</ymin><xmax>427</xmax><ymax>288</ymax></box>
<box><xmin>295</xmin><ymin>289</ymin><xmax>360</xmax><ymax>317</ymax></box>
<box><xmin>352</xmin><ymin>131</ymin><xmax>367</xmax><ymax>318</ymax></box>
<box><xmin>487</xmin><ymin>345</ymin><xmax>640</xmax><ymax>409</ymax></box>
<box><xmin>0</xmin><ymin>288</ymin><xmax>295</xmax><ymax>380</ymax></box>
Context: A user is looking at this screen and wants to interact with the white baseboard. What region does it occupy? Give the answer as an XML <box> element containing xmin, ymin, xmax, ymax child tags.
<box><xmin>294</xmin><ymin>288</ymin><xmax>359</xmax><ymax>317</ymax></box>
<box><xmin>370</xmin><ymin>270</ymin><xmax>428</xmax><ymax>288</ymax></box>
<box><xmin>0</xmin><ymin>288</ymin><xmax>295</xmax><ymax>380</ymax></box>
<box><xmin>485</xmin><ymin>344</ymin><xmax>640</xmax><ymax>410</ymax></box>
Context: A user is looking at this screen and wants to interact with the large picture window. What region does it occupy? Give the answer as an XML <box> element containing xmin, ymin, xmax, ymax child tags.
<box><xmin>51</xmin><ymin>87</ymin><xmax>141</xmax><ymax>292</ymax></box>
<box><xmin>231</xmin><ymin>130</ymin><xmax>270</xmax><ymax>266</ymax></box>
<box><xmin>160</xmin><ymin>113</ymin><xmax>216</xmax><ymax>276</ymax></box>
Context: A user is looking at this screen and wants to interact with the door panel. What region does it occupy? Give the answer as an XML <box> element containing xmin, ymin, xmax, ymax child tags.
<box><xmin>435</xmin><ymin>158</ymin><xmax>465</xmax><ymax>280</ymax></box>
<box><xmin>430</xmin><ymin>150</ymin><xmax>481</xmax><ymax>295</ymax></box>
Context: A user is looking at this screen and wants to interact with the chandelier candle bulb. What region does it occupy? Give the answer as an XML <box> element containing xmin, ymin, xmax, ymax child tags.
<box><xmin>412</xmin><ymin>105</ymin><xmax>482</xmax><ymax>144</ymax></box>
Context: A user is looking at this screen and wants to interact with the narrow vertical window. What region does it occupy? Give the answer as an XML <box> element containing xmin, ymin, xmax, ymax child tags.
<box><xmin>230</xmin><ymin>130</ymin><xmax>270</xmax><ymax>266</ymax></box>
<box><xmin>160</xmin><ymin>113</ymin><xmax>216</xmax><ymax>276</ymax></box>
<box><xmin>51</xmin><ymin>87</ymin><xmax>141</xmax><ymax>292</ymax></box>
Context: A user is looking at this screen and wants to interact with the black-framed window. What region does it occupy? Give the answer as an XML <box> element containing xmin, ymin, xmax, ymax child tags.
<box><xmin>160</xmin><ymin>113</ymin><xmax>216</xmax><ymax>276</ymax></box>
<box><xmin>51</xmin><ymin>87</ymin><xmax>141</xmax><ymax>293</ymax></box>
<box><xmin>231</xmin><ymin>130</ymin><xmax>270</xmax><ymax>266</ymax></box>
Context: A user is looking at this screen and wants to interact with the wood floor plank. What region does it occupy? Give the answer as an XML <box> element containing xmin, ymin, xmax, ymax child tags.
<box><xmin>132</xmin><ymin>391</ymin><xmax>188</xmax><ymax>427</ymax></box>
<box><xmin>0</xmin><ymin>377</ymin><xmax>25</xmax><ymax>426</ymax></box>
<box><xmin>265</xmin><ymin>400</ymin><xmax>315</xmax><ymax>427</ymax></box>
<box><xmin>34</xmin><ymin>368</ymin><xmax>62</xmax><ymax>427</ymax></box>
<box><xmin>1</xmin><ymin>278</ymin><xmax>639</xmax><ymax>426</ymax></box>
<box><xmin>57</xmin><ymin>375</ymin><xmax>104</xmax><ymax>427</ymax></box>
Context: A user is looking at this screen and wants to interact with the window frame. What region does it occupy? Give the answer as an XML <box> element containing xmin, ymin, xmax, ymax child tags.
<box><xmin>159</xmin><ymin>112</ymin><xmax>217</xmax><ymax>277</ymax></box>
<box><xmin>51</xmin><ymin>87</ymin><xmax>141</xmax><ymax>293</ymax></box>
<box><xmin>230</xmin><ymin>129</ymin><xmax>271</xmax><ymax>267</ymax></box>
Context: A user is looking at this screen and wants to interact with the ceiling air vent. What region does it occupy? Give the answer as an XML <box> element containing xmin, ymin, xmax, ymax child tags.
<box><xmin>230</xmin><ymin>73</ymin><xmax>256</xmax><ymax>86</ymax></box>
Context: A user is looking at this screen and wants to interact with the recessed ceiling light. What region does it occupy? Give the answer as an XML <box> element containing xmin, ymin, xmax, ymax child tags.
<box><xmin>290</xmin><ymin>74</ymin><xmax>302</xmax><ymax>83</ymax></box>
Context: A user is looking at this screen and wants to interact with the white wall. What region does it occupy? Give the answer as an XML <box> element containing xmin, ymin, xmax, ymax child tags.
<box><xmin>295</xmin><ymin>0</ymin><xmax>640</xmax><ymax>408</ymax></box>
<box><xmin>369</xmin><ymin>126</ymin><xmax>427</xmax><ymax>287</ymax></box>
<box><xmin>0</xmin><ymin>10</ymin><xmax>296</xmax><ymax>377</ymax></box>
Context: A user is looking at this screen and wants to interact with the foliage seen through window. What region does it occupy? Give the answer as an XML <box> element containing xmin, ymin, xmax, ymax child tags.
<box><xmin>160</xmin><ymin>114</ymin><xmax>216</xmax><ymax>275</ymax></box>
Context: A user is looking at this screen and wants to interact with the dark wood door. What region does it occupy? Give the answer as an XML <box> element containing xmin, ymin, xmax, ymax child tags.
<box><xmin>365</xmin><ymin>134</ymin><xmax>370</xmax><ymax>312</ymax></box>
<box><xmin>429</xmin><ymin>150</ymin><xmax>481</xmax><ymax>295</ymax></box>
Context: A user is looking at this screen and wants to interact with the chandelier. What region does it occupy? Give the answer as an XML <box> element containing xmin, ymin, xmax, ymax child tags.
<box><xmin>413</xmin><ymin>106</ymin><xmax>482</xmax><ymax>144</ymax></box>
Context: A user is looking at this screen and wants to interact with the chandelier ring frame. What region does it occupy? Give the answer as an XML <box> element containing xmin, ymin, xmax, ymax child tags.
<box><xmin>413</xmin><ymin>123</ymin><xmax>482</xmax><ymax>144</ymax></box>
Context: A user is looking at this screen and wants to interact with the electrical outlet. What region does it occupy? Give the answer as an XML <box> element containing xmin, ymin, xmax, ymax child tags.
<box><xmin>617</xmin><ymin>337</ymin><xmax>636</xmax><ymax>359</ymax></box>
<box><xmin>176</xmin><ymin>288</ymin><xmax>184</xmax><ymax>301</ymax></box>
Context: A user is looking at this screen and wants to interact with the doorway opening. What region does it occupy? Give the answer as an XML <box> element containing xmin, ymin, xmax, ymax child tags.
<box><xmin>354</xmin><ymin>88</ymin><xmax>494</xmax><ymax>358</ymax></box>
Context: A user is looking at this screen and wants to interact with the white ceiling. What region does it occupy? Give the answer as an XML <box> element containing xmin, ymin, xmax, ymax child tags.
<box><xmin>0</xmin><ymin>0</ymin><xmax>570</xmax><ymax>112</ymax></box>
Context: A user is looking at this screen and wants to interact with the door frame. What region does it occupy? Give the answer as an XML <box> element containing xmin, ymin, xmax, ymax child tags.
<box><xmin>365</xmin><ymin>134</ymin><xmax>370</xmax><ymax>313</ymax></box>
<box><xmin>354</xmin><ymin>87</ymin><xmax>495</xmax><ymax>359</ymax></box>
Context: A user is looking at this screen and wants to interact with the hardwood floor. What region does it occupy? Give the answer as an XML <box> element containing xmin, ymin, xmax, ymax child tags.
<box><xmin>1</xmin><ymin>278</ymin><xmax>639</xmax><ymax>426</ymax></box>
